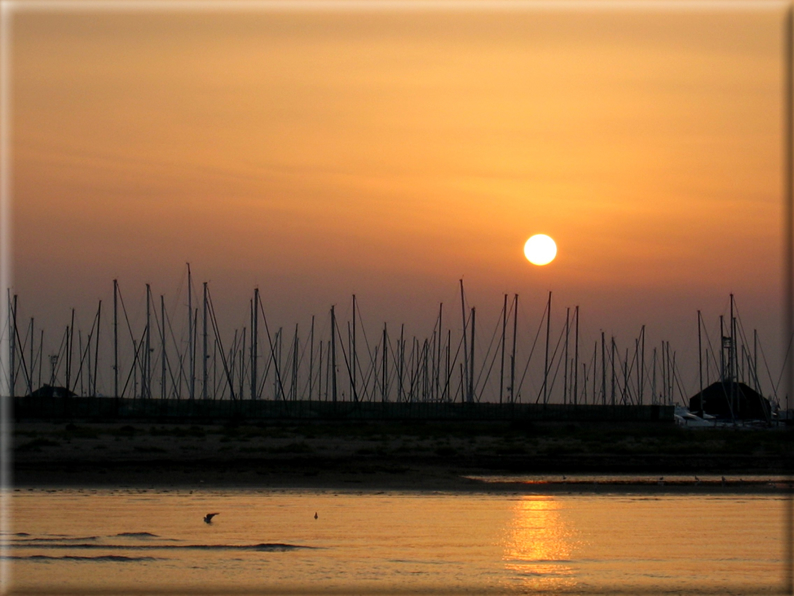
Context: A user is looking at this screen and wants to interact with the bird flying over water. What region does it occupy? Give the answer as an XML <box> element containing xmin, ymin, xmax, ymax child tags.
<box><xmin>204</xmin><ymin>513</ymin><xmax>219</xmax><ymax>524</ymax></box>
<box><xmin>314</xmin><ymin>512</ymin><xmax>318</xmax><ymax>520</ymax></box>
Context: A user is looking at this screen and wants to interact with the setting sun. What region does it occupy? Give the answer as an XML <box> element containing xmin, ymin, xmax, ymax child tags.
<box><xmin>524</xmin><ymin>234</ymin><xmax>557</xmax><ymax>266</ymax></box>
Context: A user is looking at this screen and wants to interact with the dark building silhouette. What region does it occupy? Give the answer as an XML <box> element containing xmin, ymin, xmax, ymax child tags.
<box><xmin>689</xmin><ymin>381</ymin><xmax>771</xmax><ymax>421</ymax></box>
<box><xmin>26</xmin><ymin>385</ymin><xmax>77</xmax><ymax>399</ymax></box>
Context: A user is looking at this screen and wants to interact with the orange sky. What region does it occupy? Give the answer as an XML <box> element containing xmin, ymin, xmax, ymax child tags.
<box><xmin>8</xmin><ymin>5</ymin><xmax>787</xmax><ymax>400</ymax></box>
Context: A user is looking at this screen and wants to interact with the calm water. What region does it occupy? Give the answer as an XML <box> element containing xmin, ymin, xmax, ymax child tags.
<box><xmin>3</xmin><ymin>485</ymin><xmax>788</xmax><ymax>594</ymax></box>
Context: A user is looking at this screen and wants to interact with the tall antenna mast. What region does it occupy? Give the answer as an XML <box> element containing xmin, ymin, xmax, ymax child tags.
<box><xmin>460</xmin><ymin>279</ymin><xmax>468</xmax><ymax>400</ymax></box>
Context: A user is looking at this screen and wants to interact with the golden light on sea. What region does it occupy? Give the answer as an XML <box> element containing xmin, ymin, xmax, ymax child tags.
<box><xmin>501</xmin><ymin>496</ymin><xmax>578</xmax><ymax>591</ymax></box>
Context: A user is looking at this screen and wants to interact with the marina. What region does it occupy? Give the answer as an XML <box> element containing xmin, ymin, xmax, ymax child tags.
<box><xmin>4</xmin><ymin>273</ymin><xmax>787</xmax><ymax>426</ymax></box>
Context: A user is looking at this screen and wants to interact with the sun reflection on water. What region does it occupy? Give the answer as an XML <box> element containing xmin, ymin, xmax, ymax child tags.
<box><xmin>501</xmin><ymin>496</ymin><xmax>580</xmax><ymax>591</ymax></box>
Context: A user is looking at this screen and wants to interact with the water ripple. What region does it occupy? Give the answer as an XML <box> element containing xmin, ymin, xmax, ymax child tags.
<box><xmin>4</xmin><ymin>555</ymin><xmax>161</xmax><ymax>562</ymax></box>
<box><xmin>11</xmin><ymin>542</ymin><xmax>315</xmax><ymax>551</ymax></box>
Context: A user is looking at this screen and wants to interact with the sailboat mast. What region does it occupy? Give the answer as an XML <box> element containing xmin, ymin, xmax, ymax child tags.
<box><xmin>331</xmin><ymin>306</ymin><xmax>337</xmax><ymax>404</ymax></box>
<box><xmin>202</xmin><ymin>282</ymin><xmax>208</xmax><ymax>401</ymax></box>
<box><xmin>601</xmin><ymin>331</ymin><xmax>606</xmax><ymax>406</ymax></box>
<box><xmin>500</xmin><ymin>294</ymin><xmax>507</xmax><ymax>404</ymax></box>
<box><xmin>698</xmin><ymin>310</ymin><xmax>704</xmax><ymax>416</ymax></box>
<box><xmin>543</xmin><ymin>292</ymin><xmax>551</xmax><ymax>405</ymax></box>
<box><xmin>446</xmin><ymin>329</ymin><xmax>451</xmax><ymax>402</ymax></box>
<box><xmin>564</xmin><ymin>307</ymin><xmax>570</xmax><ymax>405</ymax></box>
<box><xmin>29</xmin><ymin>318</ymin><xmax>35</xmax><ymax>396</ymax></box>
<box><xmin>276</xmin><ymin>328</ymin><xmax>282</xmax><ymax>400</ymax></box>
<box><xmin>639</xmin><ymin>325</ymin><xmax>645</xmax><ymax>405</ymax></box>
<box><xmin>318</xmin><ymin>340</ymin><xmax>323</xmax><ymax>401</ymax></box>
<box><xmin>511</xmin><ymin>294</ymin><xmax>518</xmax><ymax>403</ymax></box>
<box><xmin>436</xmin><ymin>304</ymin><xmax>442</xmax><ymax>401</ymax></box>
<box><xmin>662</xmin><ymin>341</ymin><xmax>668</xmax><ymax>404</ymax></box>
<box><xmin>38</xmin><ymin>329</ymin><xmax>43</xmax><ymax>389</ymax></box>
<box><xmin>468</xmin><ymin>307</ymin><xmax>475</xmax><ymax>403</ymax></box>
<box><xmin>161</xmin><ymin>295</ymin><xmax>166</xmax><ymax>400</ymax></box>
<box><xmin>192</xmin><ymin>309</ymin><xmax>197</xmax><ymax>400</ymax></box>
<box><xmin>584</xmin><ymin>339</ymin><xmax>598</xmax><ymax>405</ymax></box>
<box><xmin>382</xmin><ymin>323</ymin><xmax>388</xmax><ymax>402</ymax></box>
<box><xmin>7</xmin><ymin>291</ymin><xmax>14</xmax><ymax>398</ymax></box>
<box><xmin>249</xmin><ymin>298</ymin><xmax>255</xmax><ymax>399</ymax></box>
<box><xmin>652</xmin><ymin>347</ymin><xmax>657</xmax><ymax>404</ymax></box>
<box><xmin>113</xmin><ymin>279</ymin><xmax>118</xmax><ymax>401</ymax></box>
<box><xmin>309</xmin><ymin>315</ymin><xmax>315</xmax><ymax>402</ymax></box>
<box><xmin>623</xmin><ymin>347</ymin><xmax>628</xmax><ymax>405</ymax></box>
<box><xmin>145</xmin><ymin>284</ymin><xmax>151</xmax><ymax>400</ymax></box>
<box><xmin>754</xmin><ymin>329</ymin><xmax>760</xmax><ymax>395</ymax></box>
<box><xmin>93</xmin><ymin>302</ymin><xmax>101</xmax><ymax>398</ymax></box>
<box><xmin>610</xmin><ymin>336</ymin><xmax>616</xmax><ymax>406</ymax></box>
<box><xmin>188</xmin><ymin>263</ymin><xmax>194</xmax><ymax>401</ymax></box>
<box><xmin>399</xmin><ymin>324</ymin><xmax>404</xmax><ymax>402</ymax></box>
<box><xmin>292</xmin><ymin>324</ymin><xmax>298</xmax><ymax>401</ymax></box>
<box><xmin>352</xmin><ymin>295</ymin><xmax>357</xmax><ymax>402</ymax></box>
<box><xmin>667</xmin><ymin>340</ymin><xmax>675</xmax><ymax>406</ymax></box>
<box><xmin>717</xmin><ymin>314</ymin><xmax>724</xmax><ymax>384</ymax></box>
<box><xmin>784</xmin><ymin>13</ymin><xmax>793</xmax><ymax>590</ymax></box>
<box><xmin>241</xmin><ymin>327</ymin><xmax>247</xmax><ymax>401</ymax></box>
<box><xmin>78</xmin><ymin>331</ymin><xmax>84</xmax><ymax>396</ymax></box>
<box><xmin>574</xmin><ymin>306</ymin><xmax>579</xmax><ymax>406</ymax></box>
<box><xmin>252</xmin><ymin>288</ymin><xmax>259</xmax><ymax>400</ymax></box>
<box><xmin>730</xmin><ymin>294</ymin><xmax>736</xmax><ymax>418</ymax></box>
<box><xmin>67</xmin><ymin>308</ymin><xmax>74</xmax><ymax>394</ymax></box>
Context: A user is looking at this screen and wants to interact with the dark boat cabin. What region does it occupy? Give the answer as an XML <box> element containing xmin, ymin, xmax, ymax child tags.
<box><xmin>689</xmin><ymin>381</ymin><xmax>771</xmax><ymax>421</ymax></box>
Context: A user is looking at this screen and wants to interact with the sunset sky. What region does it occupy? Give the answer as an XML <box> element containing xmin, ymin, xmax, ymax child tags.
<box><xmin>6</xmin><ymin>2</ymin><xmax>788</xmax><ymax>402</ymax></box>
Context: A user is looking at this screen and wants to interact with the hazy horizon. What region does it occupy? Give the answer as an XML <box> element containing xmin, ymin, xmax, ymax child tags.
<box><xmin>4</xmin><ymin>2</ymin><xmax>788</xmax><ymax>405</ymax></box>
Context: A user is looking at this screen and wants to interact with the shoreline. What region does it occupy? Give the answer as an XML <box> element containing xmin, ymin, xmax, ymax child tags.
<box><xmin>13</xmin><ymin>458</ymin><xmax>792</xmax><ymax>494</ymax></box>
<box><xmin>12</xmin><ymin>467</ymin><xmax>792</xmax><ymax>494</ymax></box>
<box><xmin>11</xmin><ymin>420</ymin><xmax>793</xmax><ymax>492</ymax></box>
